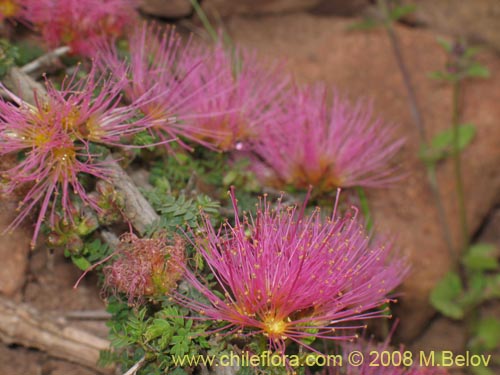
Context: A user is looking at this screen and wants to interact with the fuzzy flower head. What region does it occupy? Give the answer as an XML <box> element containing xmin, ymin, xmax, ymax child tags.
<box><xmin>252</xmin><ymin>84</ymin><xmax>404</xmax><ymax>192</ymax></box>
<box><xmin>96</xmin><ymin>23</ymin><xmax>227</xmax><ymax>151</ymax></box>
<box><xmin>22</xmin><ymin>0</ymin><xmax>137</xmax><ymax>56</ymax></box>
<box><xmin>0</xmin><ymin>67</ymin><xmax>158</xmax><ymax>247</ymax></box>
<box><xmin>104</xmin><ymin>233</ymin><xmax>186</xmax><ymax>303</ymax></box>
<box><xmin>175</xmin><ymin>189</ymin><xmax>407</xmax><ymax>353</ymax></box>
<box><xmin>182</xmin><ymin>43</ymin><xmax>290</xmax><ymax>151</ymax></box>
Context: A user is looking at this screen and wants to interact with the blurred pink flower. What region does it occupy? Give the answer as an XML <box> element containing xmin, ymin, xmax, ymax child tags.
<box><xmin>174</xmin><ymin>189</ymin><xmax>407</xmax><ymax>353</ymax></box>
<box><xmin>182</xmin><ymin>43</ymin><xmax>290</xmax><ymax>151</ymax></box>
<box><xmin>96</xmin><ymin>23</ymin><xmax>223</xmax><ymax>150</ymax></box>
<box><xmin>0</xmin><ymin>68</ymin><xmax>158</xmax><ymax>247</ymax></box>
<box><xmin>22</xmin><ymin>0</ymin><xmax>137</xmax><ymax>56</ymax></box>
<box><xmin>252</xmin><ymin>84</ymin><xmax>404</xmax><ymax>192</ymax></box>
<box><xmin>97</xmin><ymin>24</ymin><xmax>290</xmax><ymax>151</ymax></box>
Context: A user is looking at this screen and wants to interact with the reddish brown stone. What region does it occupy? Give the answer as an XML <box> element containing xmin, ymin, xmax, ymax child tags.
<box><xmin>402</xmin><ymin>0</ymin><xmax>500</xmax><ymax>52</ymax></box>
<box><xmin>202</xmin><ymin>0</ymin><xmax>322</xmax><ymax>17</ymax></box>
<box><xmin>0</xmin><ymin>201</ymin><xmax>30</xmax><ymax>296</ymax></box>
<box><xmin>139</xmin><ymin>0</ymin><xmax>192</xmax><ymax>18</ymax></box>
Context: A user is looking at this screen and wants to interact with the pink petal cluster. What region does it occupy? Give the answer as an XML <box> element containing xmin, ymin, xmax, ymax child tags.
<box><xmin>252</xmin><ymin>84</ymin><xmax>404</xmax><ymax>192</ymax></box>
<box><xmin>182</xmin><ymin>43</ymin><xmax>290</xmax><ymax>151</ymax></box>
<box><xmin>174</xmin><ymin>189</ymin><xmax>407</xmax><ymax>353</ymax></box>
<box><xmin>104</xmin><ymin>232</ymin><xmax>186</xmax><ymax>303</ymax></box>
<box><xmin>0</xmin><ymin>68</ymin><xmax>157</xmax><ymax>248</ymax></box>
<box><xmin>22</xmin><ymin>0</ymin><xmax>137</xmax><ymax>56</ymax></box>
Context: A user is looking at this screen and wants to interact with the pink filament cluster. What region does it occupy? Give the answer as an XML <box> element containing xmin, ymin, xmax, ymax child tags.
<box><xmin>174</xmin><ymin>189</ymin><xmax>407</xmax><ymax>352</ymax></box>
<box><xmin>95</xmin><ymin>24</ymin><xmax>404</xmax><ymax>190</ymax></box>
<box><xmin>96</xmin><ymin>23</ymin><xmax>214</xmax><ymax>151</ymax></box>
<box><xmin>251</xmin><ymin>84</ymin><xmax>405</xmax><ymax>191</ymax></box>
<box><xmin>0</xmin><ymin>67</ymin><xmax>159</xmax><ymax>247</ymax></box>
<box><xmin>21</xmin><ymin>0</ymin><xmax>138</xmax><ymax>56</ymax></box>
<box><xmin>181</xmin><ymin>43</ymin><xmax>290</xmax><ymax>151</ymax></box>
<box><xmin>96</xmin><ymin>23</ymin><xmax>289</xmax><ymax>152</ymax></box>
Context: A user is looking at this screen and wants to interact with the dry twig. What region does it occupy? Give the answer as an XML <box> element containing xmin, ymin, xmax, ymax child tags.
<box><xmin>20</xmin><ymin>46</ymin><xmax>71</xmax><ymax>75</ymax></box>
<box><xmin>104</xmin><ymin>155</ymin><xmax>159</xmax><ymax>234</ymax></box>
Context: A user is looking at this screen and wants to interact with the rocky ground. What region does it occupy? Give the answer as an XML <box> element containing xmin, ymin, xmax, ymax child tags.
<box><xmin>0</xmin><ymin>0</ymin><xmax>499</xmax><ymax>374</ymax></box>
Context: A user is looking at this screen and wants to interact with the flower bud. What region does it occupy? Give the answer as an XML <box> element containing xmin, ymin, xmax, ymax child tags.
<box><xmin>65</xmin><ymin>233</ymin><xmax>84</xmax><ymax>253</ymax></box>
<box><xmin>103</xmin><ymin>233</ymin><xmax>186</xmax><ymax>303</ymax></box>
<box><xmin>76</xmin><ymin>211</ymin><xmax>99</xmax><ymax>236</ymax></box>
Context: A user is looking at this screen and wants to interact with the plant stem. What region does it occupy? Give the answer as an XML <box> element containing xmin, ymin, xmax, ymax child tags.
<box><xmin>20</xmin><ymin>46</ymin><xmax>71</xmax><ymax>75</ymax></box>
<box><xmin>356</xmin><ymin>186</ymin><xmax>373</xmax><ymax>233</ymax></box>
<box><xmin>427</xmin><ymin>166</ymin><xmax>456</xmax><ymax>263</ymax></box>
<box><xmin>452</xmin><ymin>79</ymin><xmax>469</xmax><ymax>253</ymax></box>
<box><xmin>190</xmin><ymin>0</ymin><xmax>219</xmax><ymax>43</ymax></box>
<box><xmin>451</xmin><ymin>78</ymin><xmax>475</xmax><ymax>359</ymax></box>
<box><xmin>190</xmin><ymin>0</ymin><xmax>234</xmax><ymax>48</ymax></box>
<box><xmin>123</xmin><ymin>356</ymin><xmax>146</xmax><ymax>375</ymax></box>
<box><xmin>377</xmin><ymin>0</ymin><xmax>455</xmax><ymax>259</ymax></box>
<box><xmin>379</xmin><ymin>1</ymin><xmax>427</xmax><ymax>143</ymax></box>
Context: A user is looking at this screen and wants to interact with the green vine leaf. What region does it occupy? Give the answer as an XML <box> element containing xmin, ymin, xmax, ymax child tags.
<box><xmin>428</xmin><ymin>70</ymin><xmax>455</xmax><ymax>82</ymax></box>
<box><xmin>145</xmin><ymin>319</ymin><xmax>172</xmax><ymax>343</ymax></box>
<box><xmin>430</xmin><ymin>272</ymin><xmax>464</xmax><ymax>319</ymax></box>
<box><xmin>462</xmin><ymin>244</ymin><xmax>499</xmax><ymax>271</ymax></box>
<box><xmin>436</xmin><ymin>37</ymin><xmax>453</xmax><ymax>53</ymax></box>
<box><xmin>475</xmin><ymin>318</ymin><xmax>500</xmax><ymax>350</ymax></box>
<box><xmin>71</xmin><ymin>255</ymin><xmax>92</xmax><ymax>271</ymax></box>
<box><xmin>466</xmin><ymin>62</ymin><xmax>490</xmax><ymax>79</ymax></box>
<box><xmin>471</xmin><ymin>365</ymin><xmax>494</xmax><ymax>375</ymax></box>
<box><xmin>347</xmin><ymin>18</ymin><xmax>380</xmax><ymax>31</ymax></box>
<box><xmin>431</xmin><ymin>123</ymin><xmax>476</xmax><ymax>150</ymax></box>
<box><xmin>484</xmin><ymin>274</ymin><xmax>500</xmax><ymax>300</ymax></box>
<box><xmin>419</xmin><ymin>123</ymin><xmax>476</xmax><ymax>165</ymax></box>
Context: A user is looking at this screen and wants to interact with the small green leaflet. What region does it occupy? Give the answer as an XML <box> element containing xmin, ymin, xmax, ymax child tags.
<box><xmin>419</xmin><ymin>123</ymin><xmax>476</xmax><ymax>165</ymax></box>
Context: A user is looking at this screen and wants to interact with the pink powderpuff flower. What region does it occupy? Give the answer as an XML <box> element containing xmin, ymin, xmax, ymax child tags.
<box><xmin>252</xmin><ymin>84</ymin><xmax>404</xmax><ymax>192</ymax></box>
<box><xmin>181</xmin><ymin>42</ymin><xmax>290</xmax><ymax>151</ymax></box>
<box><xmin>22</xmin><ymin>0</ymin><xmax>138</xmax><ymax>56</ymax></box>
<box><xmin>173</xmin><ymin>189</ymin><xmax>407</xmax><ymax>353</ymax></box>
<box><xmin>96</xmin><ymin>23</ymin><xmax>228</xmax><ymax>151</ymax></box>
<box><xmin>0</xmin><ymin>67</ymin><xmax>160</xmax><ymax>248</ymax></box>
<box><xmin>103</xmin><ymin>232</ymin><xmax>186</xmax><ymax>304</ymax></box>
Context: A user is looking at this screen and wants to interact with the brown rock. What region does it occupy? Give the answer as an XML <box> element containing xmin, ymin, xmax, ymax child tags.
<box><xmin>0</xmin><ymin>201</ymin><xmax>31</xmax><ymax>296</ymax></box>
<box><xmin>43</xmin><ymin>360</ymin><xmax>95</xmax><ymax>375</ymax></box>
<box><xmin>139</xmin><ymin>0</ymin><xmax>192</xmax><ymax>18</ymax></box>
<box><xmin>202</xmin><ymin>0</ymin><xmax>322</xmax><ymax>17</ymax></box>
<box><xmin>477</xmin><ymin>207</ymin><xmax>500</xmax><ymax>244</ymax></box>
<box><xmin>410</xmin><ymin>317</ymin><xmax>466</xmax><ymax>354</ymax></box>
<box><xmin>223</xmin><ymin>14</ymin><xmax>500</xmax><ymax>341</ymax></box>
<box><xmin>311</xmin><ymin>0</ymin><xmax>371</xmax><ymax>17</ymax></box>
<box><xmin>0</xmin><ymin>345</ymin><xmax>42</xmax><ymax>375</ymax></box>
<box><xmin>25</xmin><ymin>249</ymin><xmax>105</xmax><ymax>313</ymax></box>
<box><xmin>401</xmin><ymin>0</ymin><xmax>500</xmax><ymax>52</ymax></box>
